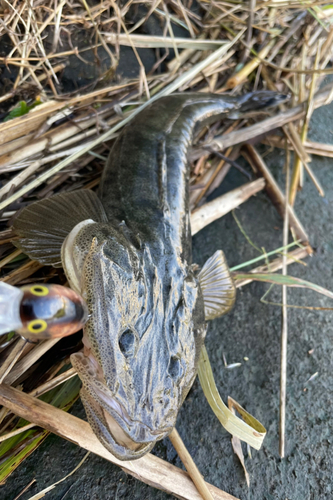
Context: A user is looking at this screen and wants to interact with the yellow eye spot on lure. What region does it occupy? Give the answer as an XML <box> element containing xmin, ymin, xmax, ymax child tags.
<box><xmin>27</xmin><ymin>319</ymin><xmax>48</xmax><ymax>334</ymax></box>
<box><xmin>0</xmin><ymin>282</ymin><xmax>88</xmax><ymax>341</ymax></box>
<box><xmin>30</xmin><ymin>285</ymin><xmax>49</xmax><ymax>296</ymax></box>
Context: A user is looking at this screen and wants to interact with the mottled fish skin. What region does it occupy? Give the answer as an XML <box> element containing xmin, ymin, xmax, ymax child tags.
<box><xmin>69</xmin><ymin>92</ymin><xmax>286</xmax><ymax>460</ymax></box>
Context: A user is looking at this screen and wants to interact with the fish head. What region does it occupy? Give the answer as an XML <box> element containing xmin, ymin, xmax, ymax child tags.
<box><xmin>63</xmin><ymin>221</ymin><xmax>206</xmax><ymax>460</ymax></box>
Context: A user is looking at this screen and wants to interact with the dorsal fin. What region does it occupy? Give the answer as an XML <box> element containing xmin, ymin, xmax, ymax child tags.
<box><xmin>12</xmin><ymin>189</ymin><xmax>107</xmax><ymax>267</ymax></box>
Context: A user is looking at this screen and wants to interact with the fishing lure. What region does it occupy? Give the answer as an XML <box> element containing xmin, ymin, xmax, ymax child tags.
<box><xmin>0</xmin><ymin>282</ymin><xmax>88</xmax><ymax>341</ymax></box>
<box><xmin>12</xmin><ymin>91</ymin><xmax>286</xmax><ymax>460</ymax></box>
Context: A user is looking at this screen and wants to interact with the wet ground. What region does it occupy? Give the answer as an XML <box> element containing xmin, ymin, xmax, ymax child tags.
<box><xmin>1</xmin><ymin>96</ymin><xmax>333</xmax><ymax>500</ymax></box>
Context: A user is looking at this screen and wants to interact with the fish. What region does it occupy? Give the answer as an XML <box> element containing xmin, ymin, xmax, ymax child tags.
<box><xmin>12</xmin><ymin>91</ymin><xmax>286</xmax><ymax>460</ymax></box>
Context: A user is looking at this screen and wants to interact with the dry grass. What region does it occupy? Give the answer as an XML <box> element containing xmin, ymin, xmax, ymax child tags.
<box><xmin>1</xmin><ymin>0</ymin><xmax>333</xmax><ymax>497</ymax></box>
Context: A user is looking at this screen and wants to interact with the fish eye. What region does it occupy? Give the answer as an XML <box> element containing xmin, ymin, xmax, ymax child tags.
<box><xmin>27</xmin><ymin>319</ymin><xmax>48</xmax><ymax>334</ymax></box>
<box><xmin>30</xmin><ymin>285</ymin><xmax>49</xmax><ymax>296</ymax></box>
<box><xmin>119</xmin><ymin>329</ymin><xmax>136</xmax><ymax>358</ymax></box>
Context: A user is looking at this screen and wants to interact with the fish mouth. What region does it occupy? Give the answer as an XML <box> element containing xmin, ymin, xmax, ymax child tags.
<box><xmin>71</xmin><ymin>351</ymin><xmax>172</xmax><ymax>460</ymax></box>
<box><xmin>80</xmin><ymin>385</ymin><xmax>171</xmax><ymax>460</ymax></box>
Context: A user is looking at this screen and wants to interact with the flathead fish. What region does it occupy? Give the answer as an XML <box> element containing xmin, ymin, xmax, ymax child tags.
<box><xmin>13</xmin><ymin>91</ymin><xmax>286</xmax><ymax>459</ymax></box>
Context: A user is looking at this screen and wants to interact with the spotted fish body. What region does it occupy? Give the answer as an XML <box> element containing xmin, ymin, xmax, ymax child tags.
<box><xmin>13</xmin><ymin>91</ymin><xmax>286</xmax><ymax>460</ymax></box>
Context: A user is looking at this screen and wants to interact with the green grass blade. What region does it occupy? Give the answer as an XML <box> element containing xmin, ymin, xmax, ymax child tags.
<box><xmin>230</xmin><ymin>241</ymin><xmax>301</xmax><ymax>271</ymax></box>
<box><xmin>234</xmin><ymin>273</ymin><xmax>333</xmax><ymax>300</ymax></box>
<box><xmin>0</xmin><ymin>373</ymin><xmax>81</xmax><ymax>483</ymax></box>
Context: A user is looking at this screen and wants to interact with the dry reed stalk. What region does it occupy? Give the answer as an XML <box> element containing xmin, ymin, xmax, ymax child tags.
<box><xmin>279</xmin><ymin>142</ymin><xmax>290</xmax><ymax>458</ymax></box>
<box><xmin>241</xmin><ymin>0</ymin><xmax>256</xmax><ymax>63</ymax></box>
<box><xmin>225</xmin><ymin>39</ymin><xmax>276</xmax><ymax>89</ymax></box>
<box><xmin>3</xmin><ymin>339</ymin><xmax>60</xmax><ymax>386</ymax></box>
<box><xmin>105</xmin><ymin>32</ymin><xmax>228</xmax><ymax>50</ymax></box>
<box><xmin>262</xmin><ymin>136</ymin><xmax>333</xmax><ymax>158</ymax></box>
<box><xmin>52</xmin><ymin>1</ymin><xmax>65</xmax><ymax>53</ymax></box>
<box><xmin>12</xmin><ymin>479</ymin><xmax>36</xmax><ymax>500</ymax></box>
<box><xmin>0</xmin><ymin>339</ymin><xmax>26</xmax><ymax>384</ymax></box>
<box><xmin>242</xmin><ymin>145</ymin><xmax>309</xmax><ymax>243</ymax></box>
<box><xmin>166</xmin><ymin>32</ymin><xmax>214</xmax><ymax>74</ymax></box>
<box><xmin>0</xmin><ymin>46</ymin><xmax>115</xmax><ymax>63</ymax></box>
<box><xmin>315</xmin><ymin>27</ymin><xmax>333</xmax><ymax>89</ymax></box>
<box><xmin>0</xmin><ymin>385</ymin><xmax>239</xmax><ymax>500</ymax></box>
<box><xmin>13</xmin><ymin>1</ymin><xmax>35</xmax><ymax>90</ymax></box>
<box><xmin>2</xmin><ymin>261</ymin><xmax>44</xmax><ymax>286</ymax></box>
<box><xmin>257</xmin><ymin>57</ymin><xmax>333</xmax><ymax>76</ymax></box>
<box><xmin>30</xmin><ymin>367</ymin><xmax>77</xmax><ymax>398</ymax></box>
<box><xmin>169</xmin><ymin>428</ymin><xmax>214</xmax><ymax>500</ymax></box>
<box><xmin>282</xmin><ymin>132</ymin><xmax>324</xmax><ymax>200</ymax></box>
<box><xmin>0</xmin><ymin>82</ymin><xmax>136</xmax><ymax>146</ymax></box>
<box><xmin>0</xmin><ymin>423</ymin><xmax>37</xmax><ymax>443</ymax></box>
<box><xmin>47</xmin><ymin>128</ymin><xmax>113</xmax><ymax>154</ymax></box>
<box><xmin>0</xmin><ymin>109</ymin><xmax>117</xmax><ymax>169</ymax></box>
<box><xmin>193</xmin><ymin>123</ymin><xmax>240</xmax><ymax>205</ymax></box>
<box><xmin>283</xmin><ymin>124</ymin><xmax>311</xmax><ymax>165</ymax></box>
<box><xmin>81</xmin><ymin>0</ymin><xmax>117</xmax><ymax>70</ymax></box>
<box><xmin>205</xmin><ymin>162</ymin><xmax>235</xmax><ymax>198</ymax></box>
<box><xmin>191</xmin><ymin>178</ymin><xmax>265</xmax><ymax>235</ymax></box>
<box><xmin>29</xmin><ymin>6</ymin><xmax>59</xmax><ymax>86</ymax></box>
<box><xmin>0</xmin><ymin>359</ymin><xmax>75</xmax><ymax>429</ymax></box>
<box><xmin>0</xmin><ymin>238</ymin><xmax>14</xmax><ymax>246</ymax></box>
<box><xmin>0</xmin><ymin>135</ymin><xmax>35</xmax><ymax>157</ymax></box>
<box><xmin>267</xmin><ymin>11</ymin><xmax>307</xmax><ymax>62</ymax></box>
<box><xmin>289</xmin><ymin>40</ymin><xmax>324</xmax><ymax>205</ymax></box>
<box><xmin>127</xmin><ymin>0</ymin><xmax>164</xmax><ymax>35</ymax></box>
<box><xmin>0</xmin><ymin>248</ymin><xmax>21</xmax><ymax>268</ymax></box>
<box><xmin>193</xmin><ymin>155</ymin><xmax>230</xmax><ymax>207</ymax></box>
<box><xmin>110</xmin><ymin>0</ymin><xmax>150</xmax><ymax>99</ymax></box>
<box><xmin>0</xmin><ymin>101</ymin><xmax>68</xmax><ymax>147</ymax></box>
<box><xmin>297</xmin><ymin>44</ymin><xmax>307</xmax><ymax>188</ymax></box>
<box><xmin>259</xmin><ymin>65</ymin><xmax>311</xmax><ymax>167</ymax></box>
<box><xmin>195</xmin><ymin>151</ymin><xmax>234</xmax><ymax>201</ymax></box>
<box><xmin>181</xmin><ymin>56</ymin><xmax>236</xmax><ymax>90</ymax></box>
<box><xmin>0</xmin><ymin>145</ymin><xmax>98</xmax><ymax>198</ymax></box>
<box><xmin>189</xmin><ymin>158</ymin><xmax>220</xmax><ymax>209</ymax></box>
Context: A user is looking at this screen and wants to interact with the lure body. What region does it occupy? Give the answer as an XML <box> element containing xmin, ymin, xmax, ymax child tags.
<box><xmin>13</xmin><ymin>91</ymin><xmax>286</xmax><ymax>460</ymax></box>
<box><xmin>0</xmin><ymin>282</ymin><xmax>88</xmax><ymax>340</ymax></box>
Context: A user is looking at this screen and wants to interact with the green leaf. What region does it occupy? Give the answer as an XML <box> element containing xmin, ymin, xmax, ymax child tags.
<box><xmin>6</xmin><ymin>332</ymin><xmax>15</xmax><ymax>342</ymax></box>
<box><xmin>4</xmin><ymin>101</ymin><xmax>28</xmax><ymax>121</ymax></box>
<box><xmin>0</xmin><ymin>430</ymin><xmax>49</xmax><ymax>485</ymax></box>
<box><xmin>4</xmin><ymin>99</ymin><xmax>42</xmax><ymax>122</ymax></box>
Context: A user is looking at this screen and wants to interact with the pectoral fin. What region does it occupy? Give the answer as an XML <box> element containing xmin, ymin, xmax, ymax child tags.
<box><xmin>198</xmin><ymin>250</ymin><xmax>236</xmax><ymax>321</ymax></box>
<box><xmin>13</xmin><ymin>190</ymin><xmax>107</xmax><ymax>267</ymax></box>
